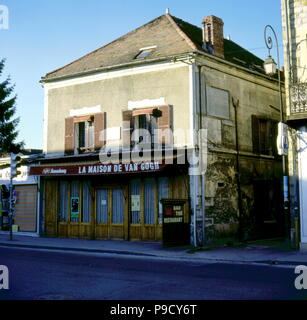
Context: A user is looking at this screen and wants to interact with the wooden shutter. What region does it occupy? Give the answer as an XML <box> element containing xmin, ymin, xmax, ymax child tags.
<box><xmin>265</xmin><ymin>119</ymin><xmax>272</xmax><ymax>155</ymax></box>
<box><xmin>94</xmin><ymin>112</ymin><xmax>106</xmax><ymax>151</ymax></box>
<box><xmin>157</xmin><ymin>105</ymin><xmax>173</xmax><ymax>146</ymax></box>
<box><xmin>269</xmin><ymin>120</ymin><xmax>278</xmax><ymax>156</ymax></box>
<box><xmin>251</xmin><ymin>115</ymin><xmax>260</xmax><ymax>154</ymax></box>
<box><xmin>65</xmin><ymin>117</ymin><xmax>74</xmax><ymax>155</ymax></box>
<box><xmin>122</xmin><ymin>110</ymin><xmax>133</xmax><ymax>148</ymax></box>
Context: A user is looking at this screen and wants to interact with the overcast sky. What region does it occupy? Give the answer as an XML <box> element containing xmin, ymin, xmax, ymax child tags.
<box><xmin>0</xmin><ymin>0</ymin><xmax>284</xmax><ymax>149</ymax></box>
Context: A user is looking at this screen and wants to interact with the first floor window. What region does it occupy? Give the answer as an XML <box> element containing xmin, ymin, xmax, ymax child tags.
<box><xmin>252</xmin><ymin>115</ymin><xmax>277</xmax><ymax>156</ymax></box>
<box><xmin>133</xmin><ymin>114</ymin><xmax>157</xmax><ymax>145</ymax></box>
<box><xmin>75</xmin><ymin>120</ymin><xmax>94</xmax><ymax>153</ymax></box>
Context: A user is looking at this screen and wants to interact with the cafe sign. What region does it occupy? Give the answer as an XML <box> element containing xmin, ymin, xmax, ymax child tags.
<box><xmin>30</xmin><ymin>161</ymin><xmax>164</xmax><ymax>176</ymax></box>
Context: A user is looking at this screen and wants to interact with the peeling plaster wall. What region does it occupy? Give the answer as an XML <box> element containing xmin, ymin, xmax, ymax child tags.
<box><xmin>197</xmin><ymin>56</ymin><xmax>284</xmax><ymax>241</ymax></box>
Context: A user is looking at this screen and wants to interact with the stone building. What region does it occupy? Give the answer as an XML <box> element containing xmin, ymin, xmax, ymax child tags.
<box><xmin>30</xmin><ymin>12</ymin><xmax>285</xmax><ymax>245</ymax></box>
<box><xmin>281</xmin><ymin>0</ymin><xmax>307</xmax><ymax>248</ymax></box>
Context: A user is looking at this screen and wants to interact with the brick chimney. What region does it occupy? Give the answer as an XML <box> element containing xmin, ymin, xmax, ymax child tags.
<box><xmin>202</xmin><ymin>15</ymin><xmax>224</xmax><ymax>59</ymax></box>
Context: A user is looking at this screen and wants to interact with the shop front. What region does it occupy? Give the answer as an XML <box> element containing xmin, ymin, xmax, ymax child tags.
<box><xmin>30</xmin><ymin>158</ymin><xmax>189</xmax><ymax>241</ymax></box>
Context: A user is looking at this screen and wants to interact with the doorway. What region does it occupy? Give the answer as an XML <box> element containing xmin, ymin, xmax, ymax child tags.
<box><xmin>95</xmin><ymin>187</ymin><xmax>127</xmax><ymax>240</ymax></box>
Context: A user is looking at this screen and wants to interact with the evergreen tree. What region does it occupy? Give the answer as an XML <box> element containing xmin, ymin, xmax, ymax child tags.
<box><xmin>0</xmin><ymin>59</ymin><xmax>23</xmax><ymax>156</ymax></box>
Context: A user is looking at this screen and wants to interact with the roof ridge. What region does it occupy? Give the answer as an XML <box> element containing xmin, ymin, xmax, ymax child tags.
<box><xmin>44</xmin><ymin>15</ymin><xmax>166</xmax><ymax>79</ymax></box>
<box><xmin>165</xmin><ymin>14</ymin><xmax>198</xmax><ymax>51</ymax></box>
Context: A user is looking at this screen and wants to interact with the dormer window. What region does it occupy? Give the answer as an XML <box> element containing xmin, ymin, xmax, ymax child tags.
<box><xmin>135</xmin><ymin>46</ymin><xmax>156</xmax><ymax>59</ymax></box>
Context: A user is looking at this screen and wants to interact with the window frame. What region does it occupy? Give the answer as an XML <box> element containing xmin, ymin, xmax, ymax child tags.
<box><xmin>74</xmin><ymin>118</ymin><xmax>95</xmax><ymax>154</ymax></box>
<box><xmin>252</xmin><ymin>115</ymin><xmax>278</xmax><ymax>156</ymax></box>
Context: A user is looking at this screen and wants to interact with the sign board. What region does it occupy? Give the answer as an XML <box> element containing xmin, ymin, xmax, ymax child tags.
<box><xmin>161</xmin><ymin>199</ymin><xmax>189</xmax><ymax>247</ymax></box>
<box><xmin>30</xmin><ymin>161</ymin><xmax>165</xmax><ymax>176</ymax></box>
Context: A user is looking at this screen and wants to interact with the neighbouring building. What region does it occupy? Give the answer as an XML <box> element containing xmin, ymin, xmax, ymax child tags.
<box><xmin>281</xmin><ymin>0</ymin><xmax>307</xmax><ymax>249</ymax></box>
<box><xmin>30</xmin><ymin>11</ymin><xmax>285</xmax><ymax>245</ymax></box>
<box><xmin>0</xmin><ymin>150</ymin><xmax>42</xmax><ymax>234</ymax></box>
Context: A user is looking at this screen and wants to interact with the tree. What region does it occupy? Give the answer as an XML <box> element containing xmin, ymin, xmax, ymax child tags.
<box><xmin>0</xmin><ymin>59</ymin><xmax>23</xmax><ymax>156</ymax></box>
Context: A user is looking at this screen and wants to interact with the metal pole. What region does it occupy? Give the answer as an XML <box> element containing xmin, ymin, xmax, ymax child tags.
<box><xmin>264</xmin><ymin>25</ymin><xmax>290</xmax><ymax>244</ymax></box>
<box><xmin>9</xmin><ymin>176</ymin><xmax>13</xmax><ymax>241</ymax></box>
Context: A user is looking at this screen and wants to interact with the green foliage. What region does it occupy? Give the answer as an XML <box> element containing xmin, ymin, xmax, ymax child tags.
<box><xmin>0</xmin><ymin>59</ymin><xmax>24</xmax><ymax>156</ymax></box>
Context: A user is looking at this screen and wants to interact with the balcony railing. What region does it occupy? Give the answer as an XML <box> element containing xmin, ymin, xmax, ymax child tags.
<box><xmin>290</xmin><ymin>82</ymin><xmax>307</xmax><ymax>114</ymax></box>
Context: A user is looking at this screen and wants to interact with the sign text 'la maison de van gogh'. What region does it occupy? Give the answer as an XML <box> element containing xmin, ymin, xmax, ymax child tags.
<box><xmin>30</xmin><ymin>161</ymin><xmax>163</xmax><ymax>176</ymax></box>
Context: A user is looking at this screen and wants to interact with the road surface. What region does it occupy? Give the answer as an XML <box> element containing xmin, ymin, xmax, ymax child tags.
<box><xmin>0</xmin><ymin>246</ymin><xmax>305</xmax><ymax>300</ymax></box>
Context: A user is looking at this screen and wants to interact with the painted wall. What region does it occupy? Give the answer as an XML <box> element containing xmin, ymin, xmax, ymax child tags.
<box><xmin>44</xmin><ymin>62</ymin><xmax>190</xmax><ymax>154</ymax></box>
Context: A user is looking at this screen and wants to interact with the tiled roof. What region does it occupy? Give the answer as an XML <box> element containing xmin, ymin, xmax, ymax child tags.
<box><xmin>43</xmin><ymin>14</ymin><xmax>266</xmax><ymax>80</ymax></box>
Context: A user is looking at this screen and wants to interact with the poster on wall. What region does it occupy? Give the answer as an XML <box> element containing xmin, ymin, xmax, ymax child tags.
<box><xmin>70</xmin><ymin>197</ymin><xmax>80</xmax><ymax>218</ymax></box>
<box><xmin>131</xmin><ymin>195</ymin><xmax>140</xmax><ymax>211</ymax></box>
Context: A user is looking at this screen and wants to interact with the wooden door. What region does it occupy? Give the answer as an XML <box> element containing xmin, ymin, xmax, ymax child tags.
<box><xmin>44</xmin><ymin>180</ymin><xmax>58</xmax><ymax>237</ymax></box>
<box><xmin>95</xmin><ymin>187</ymin><xmax>127</xmax><ymax>240</ymax></box>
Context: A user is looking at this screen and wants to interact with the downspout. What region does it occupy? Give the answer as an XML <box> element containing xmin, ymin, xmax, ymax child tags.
<box><xmin>232</xmin><ymin>98</ymin><xmax>244</xmax><ymax>241</ymax></box>
<box><xmin>198</xmin><ymin>65</ymin><xmax>206</xmax><ymax>245</ymax></box>
<box><xmin>189</xmin><ymin>62</ymin><xmax>198</xmax><ymax>247</ymax></box>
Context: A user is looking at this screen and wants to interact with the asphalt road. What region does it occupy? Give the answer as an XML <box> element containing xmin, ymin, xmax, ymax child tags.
<box><xmin>0</xmin><ymin>246</ymin><xmax>306</xmax><ymax>300</ymax></box>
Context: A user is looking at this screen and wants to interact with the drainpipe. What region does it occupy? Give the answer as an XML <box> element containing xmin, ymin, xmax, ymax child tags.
<box><xmin>198</xmin><ymin>65</ymin><xmax>206</xmax><ymax>246</ymax></box>
<box><xmin>232</xmin><ymin>98</ymin><xmax>244</xmax><ymax>240</ymax></box>
<box><xmin>189</xmin><ymin>62</ymin><xmax>198</xmax><ymax>247</ymax></box>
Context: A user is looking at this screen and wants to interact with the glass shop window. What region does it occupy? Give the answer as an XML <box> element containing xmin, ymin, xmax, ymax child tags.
<box><xmin>144</xmin><ymin>178</ymin><xmax>155</xmax><ymax>224</ymax></box>
<box><xmin>130</xmin><ymin>179</ymin><xmax>141</xmax><ymax>224</ymax></box>
<box><xmin>59</xmin><ymin>181</ymin><xmax>69</xmax><ymax>222</ymax></box>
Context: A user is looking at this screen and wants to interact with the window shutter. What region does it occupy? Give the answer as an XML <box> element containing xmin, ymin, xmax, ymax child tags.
<box><xmin>266</xmin><ymin>119</ymin><xmax>272</xmax><ymax>155</ymax></box>
<box><xmin>122</xmin><ymin>110</ymin><xmax>133</xmax><ymax>148</ymax></box>
<box><xmin>65</xmin><ymin>117</ymin><xmax>74</xmax><ymax>155</ymax></box>
<box><xmin>157</xmin><ymin>105</ymin><xmax>173</xmax><ymax>146</ymax></box>
<box><xmin>94</xmin><ymin>112</ymin><xmax>106</xmax><ymax>151</ymax></box>
<box><xmin>251</xmin><ymin>115</ymin><xmax>260</xmax><ymax>154</ymax></box>
<box><xmin>270</xmin><ymin>120</ymin><xmax>278</xmax><ymax>156</ymax></box>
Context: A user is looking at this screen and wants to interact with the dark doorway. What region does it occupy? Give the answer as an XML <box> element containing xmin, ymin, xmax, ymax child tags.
<box><xmin>253</xmin><ymin>179</ymin><xmax>284</xmax><ymax>239</ymax></box>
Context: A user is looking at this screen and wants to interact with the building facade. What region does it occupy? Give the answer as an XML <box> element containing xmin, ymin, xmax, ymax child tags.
<box><xmin>281</xmin><ymin>0</ymin><xmax>307</xmax><ymax>248</ymax></box>
<box><xmin>30</xmin><ymin>12</ymin><xmax>285</xmax><ymax>245</ymax></box>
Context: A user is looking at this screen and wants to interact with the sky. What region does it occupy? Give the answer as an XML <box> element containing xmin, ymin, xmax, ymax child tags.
<box><xmin>0</xmin><ymin>0</ymin><xmax>284</xmax><ymax>150</ymax></box>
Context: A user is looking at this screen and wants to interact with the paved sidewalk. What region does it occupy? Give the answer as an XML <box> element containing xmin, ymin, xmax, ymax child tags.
<box><xmin>1</xmin><ymin>232</ymin><xmax>307</xmax><ymax>265</ymax></box>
